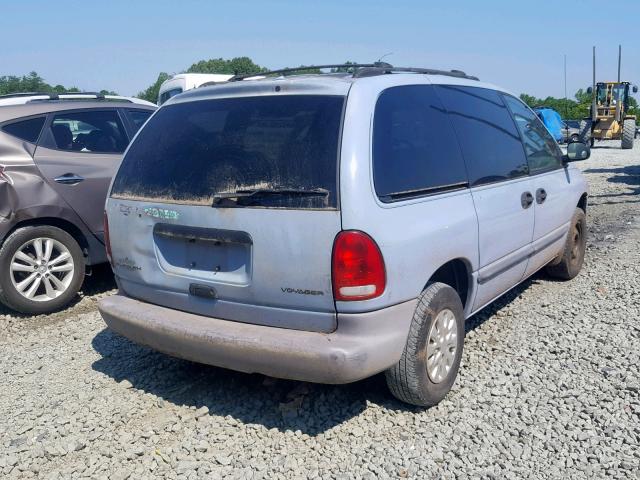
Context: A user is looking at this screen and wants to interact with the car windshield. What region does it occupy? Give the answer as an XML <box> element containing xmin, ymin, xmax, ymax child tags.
<box><xmin>111</xmin><ymin>95</ymin><xmax>344</xmax><ymax>209</ymax></box>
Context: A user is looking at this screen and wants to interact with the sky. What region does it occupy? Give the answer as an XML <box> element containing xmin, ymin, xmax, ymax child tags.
<box><xmin>2</xmin><ymin>0</ymin><xmax>640</xmax><ymax>99</ymax></box>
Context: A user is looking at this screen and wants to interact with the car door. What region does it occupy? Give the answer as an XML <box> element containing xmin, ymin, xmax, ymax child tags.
<box><xmin>502</xmin><ymin>95</ymin><xmax>577</xmax><ymax>278</ymax></box>
<box><xmin>33</xmin><ymin>108</ymin><xmax>129</xmax><ymax>238</ymax></box>
<box><xmin>436</xmin><ymin>85</ymin><xmax>536</xmax><ymax>312</ymax></box>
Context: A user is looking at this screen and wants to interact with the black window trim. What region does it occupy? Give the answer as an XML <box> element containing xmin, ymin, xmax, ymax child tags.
<box><xmin>371</xmin><ymin>84</ymin><xmax>471</xmax><ymax>205</ymax></box>
<box><xmin>378</xmin><ymin>181</ymin><xmax>470</xmax><ymax>203</ymax></box>
<box><xmin>0</xmin><ymin>113</ymin><xmax>48</xmax><ymax>144</ymax></box>
<box><xmin>39</xmin><ymin>107</ymin><xmax>131</xmax><ymax>155</ymax></box>
<box><xmin>500</xmin><ymin>92</ymin><xmax>564</xmax><ymax>176</ymax></box>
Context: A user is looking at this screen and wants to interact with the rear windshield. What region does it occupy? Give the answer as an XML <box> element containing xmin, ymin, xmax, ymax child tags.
<box><xmin>111</xmin><ymin>95</ymin><xmax>344</xmax><ymax>209</ymax></box>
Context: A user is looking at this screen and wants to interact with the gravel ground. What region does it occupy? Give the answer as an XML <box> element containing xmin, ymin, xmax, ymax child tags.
<box><xmin>1</xmin><ymin>142</ymin><xmax>639</xmax><ymax>479</ymax></box>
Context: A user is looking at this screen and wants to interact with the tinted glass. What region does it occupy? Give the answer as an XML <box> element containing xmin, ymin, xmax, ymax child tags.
<box><xmin>112</xmin><ymin>95</ymin><xmax>344</xmax><ymax>209</ymax></box>
<box><xmin>127</xmin><ymin>109</ymin><xmax>153</xmax><ymax>134</ymax></box>
<box><xmin>373</xmin><ymin>85</ymin><xmax>468</xmax><ymax>200</ymax></box>
<box><xmin>435</xmin><ymin>85</ymin><xmax>528</xmax><ymax>186</ymax></box>
<box><xmin>502</xmin><ymin>95</ymin><xmax>562</xmax><ymax>173</ymax></box>
<box><xmin>159</xmin><ymin>88</ymin><xmax>182</xmax><ymax>105</ymax></box>
<box><xmin>2</xmin><ymin>116</ymin><xmax>46</xmax><ymax>143</ymax></box>
<box><xmin>50</xmin><ymin>110</ymin><xmax>128</xmax><ymax>153</ymax></box>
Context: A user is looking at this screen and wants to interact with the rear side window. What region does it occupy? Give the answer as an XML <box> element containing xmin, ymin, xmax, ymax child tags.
<box><xmin>502</xmin><ymin>95</ymin><xmax>563</xmax><ymax>173</ymax></box>
<box><xmin>50</xmin><ymin>110</ymin><xmax>128</xmax><ymax>153</ymax></box>
<box><xmin>111</xmin><ymin>95</ymin><xmax>344</xmax><ymax>209</ymax></box>
<box><xmin>126</xmin><ymin>109</ymin><xmax>153</xmax><ymax>134</ymax></box>
<box><xmin>2</xmin><ymin>116</ymin><xmax>46</xmax><ymax>143</ymax></box>
<box><xmin>435</xmin><ymin>85</ymin><xmax>529</xmax><ymax>186</ymax></box>
<box><xmin>373</xmin><ymin>85</ymin><xmax>468</xmax><ymax>201</ymax></box>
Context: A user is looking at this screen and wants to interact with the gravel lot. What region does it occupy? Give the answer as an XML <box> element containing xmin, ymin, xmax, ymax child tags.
<box><xmin>1</xmin><ymin>142</ymin><xmax>639</xmax><ymax>479</ymax></box>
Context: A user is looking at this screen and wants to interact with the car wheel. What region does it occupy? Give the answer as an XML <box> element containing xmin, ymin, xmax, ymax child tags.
<box><xmin>546</xmin><ymin>208</ymin><xmax>587</xmax><ymax>280</ymax></box>
<box><xmin>0</xmin><ymin>226</ymin><xmax>85</xmax><ymax>314</ymax></box>
<box><xmin>385</xmin><ymin>282</ymin><xmax>465</xmax><ymax>407</ymax></box>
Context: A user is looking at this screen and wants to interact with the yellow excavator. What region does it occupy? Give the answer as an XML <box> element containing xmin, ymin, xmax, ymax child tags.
<box><xmin>581</xmin><ymin>46</ymin><xmax>638</xmax><ymax>149</ymax></box>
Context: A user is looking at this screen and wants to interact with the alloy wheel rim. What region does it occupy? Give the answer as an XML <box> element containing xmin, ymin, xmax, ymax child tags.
<box><xmin>9</xmin><ymin>237</ymin><xmax>75</xmax><ymax>302</ymax></box>
<box><xmin>426</xmin><ymin>308</ymin><xmax>458</xmax><ymax>384</ymax></box>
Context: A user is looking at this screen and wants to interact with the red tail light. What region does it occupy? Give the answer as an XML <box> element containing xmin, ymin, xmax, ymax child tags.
<box><xmin>103</xmin><ymin>211</ymin><xmax>112</xmax><ymax>265</ymax></box>
<box><xmin>332</xmin><ymin>230</ymin><xmax>386</xmax><ymax>301</ymax></box>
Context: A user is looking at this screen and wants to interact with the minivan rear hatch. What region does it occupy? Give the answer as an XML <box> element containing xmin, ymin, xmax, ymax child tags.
<box><xmin>107</xmin><ymin>84</ymin><xmax>347</xmax><ymax>333</ymax></box>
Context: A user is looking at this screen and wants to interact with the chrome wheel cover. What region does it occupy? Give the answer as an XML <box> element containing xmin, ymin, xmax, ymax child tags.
<box><xmin>426</xmin><ymin>308</ymin><xmax>458</xmax><ymax>384</ymax></box>
<box><xmin>9</xmin><ymin>237</ymin><xmax>75</xmax><ymax>302</ymax></box>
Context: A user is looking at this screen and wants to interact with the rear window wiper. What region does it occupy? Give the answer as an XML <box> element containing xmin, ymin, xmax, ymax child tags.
<box><xmin>212</xmin><ymin>188</ymin><xmax>329</xmax><ymax>206</ymax></box>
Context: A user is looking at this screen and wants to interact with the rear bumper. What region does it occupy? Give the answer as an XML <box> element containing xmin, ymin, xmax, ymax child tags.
<box><xmin>98</xmin><ymin>293</ymin><xmax>416</xmax><ymax>384</ymax></box>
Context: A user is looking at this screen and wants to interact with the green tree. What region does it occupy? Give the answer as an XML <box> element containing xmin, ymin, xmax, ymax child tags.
<box><xmin>0</xmin><ymin>71</ymin><xmax>81</xmax><ymax>96</ymax></box>
<box><xmin>136</xmin><ymin>72</ymin><xmax>170</xmax><ymax>103</ymax></box>
<box><xmin>330</xmin><ymin>61</ymin><xmax>358</xmax><ymax>73</ymax></box>
<box><xmin>187</xmin><ymin>57</ymin><xmax>267</xmax><ymax>76</ymax></box>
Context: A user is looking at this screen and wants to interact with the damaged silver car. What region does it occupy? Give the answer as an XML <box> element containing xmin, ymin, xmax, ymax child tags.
<box><xmin>0</xmin><ymin>93</ymin><xmax>155</xmax><ymax>314</ymax></box>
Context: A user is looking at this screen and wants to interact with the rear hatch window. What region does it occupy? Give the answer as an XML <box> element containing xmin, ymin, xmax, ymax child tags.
<box><xmin>111</xmin><ymin>95</ymin><xmax>344</xmax><ymax>209</ymax></box>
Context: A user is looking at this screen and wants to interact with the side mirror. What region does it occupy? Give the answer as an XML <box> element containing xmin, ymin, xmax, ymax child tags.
<box><xmin>633</xmin><ymin>85</ymin><xmax>639</xmax><ymax>94</ymax></box>
<box><xmin>587</xmin><ymin>86</ymin><xmax>593</xmax><ymax>95</ymax></box>
<box><xmin>564</xmin><ymin>141</ymin><xmax>590</xmax><ymax>163</ymax></box>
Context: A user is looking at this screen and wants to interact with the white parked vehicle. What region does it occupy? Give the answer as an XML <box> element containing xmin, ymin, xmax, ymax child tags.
<box><xmin>157</xmin><ymin>73</ymin><xmax>233</xmax><ymax>105</ymax></box>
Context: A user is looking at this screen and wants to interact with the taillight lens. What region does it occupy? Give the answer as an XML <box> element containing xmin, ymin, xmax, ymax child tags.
<box><xmin>332</xmin><ymin>230</ymin><xmax>386</xmax><ymax>301</ymax></box>
<box><xmin>103</xmin><ymin>211</ymin><xmax>112</xmax><ymax>265</ymax></box>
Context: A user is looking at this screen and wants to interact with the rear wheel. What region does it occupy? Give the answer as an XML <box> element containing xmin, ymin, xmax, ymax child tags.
<box><xmin>0</xmin><ymin>226</ymin><xmax>84</xmax><ymax>314</ymax></box>
<box><xmin>385</xmin><ymin>282</ymin><xmax>465</xmax><ymax>407</ymax></box>
<box><xmin>621</xmin><ymin>119</ymin><xmax>635</xmax><ymax>149</ymax></box>
<box><xmin>546</xmin><ymin>208</ymin><xmax>587</xmax><ymax>280</ymax></box>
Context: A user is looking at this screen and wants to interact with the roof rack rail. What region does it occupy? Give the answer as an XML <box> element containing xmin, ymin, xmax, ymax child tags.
<box><xmin>227</xmin><ymin>63</ymin><xmax>479</xmax><ymax>82</ymax></box>
<box><xmin>228</xmin><ymin>63</ymin><xmax>392</xmax><ymax>81</ymax></box>
<box><xmin>0</xmin><ymin>92</ymin><xmax>55</xmax><ymax>99</ymax></box>
<box><xmin>26</xmin><ymin>92</ymin><xmax>108</xmax><ymax>101</ymax></box>
<box><xmin>0</xmin><ymin>92</ymin><xmax>156</xmax><ymax>107</ymax></box>
<box><xmin>354</xmin><ymin>66</ymin><xmax>479</xmax><ymax>81</ymax></box>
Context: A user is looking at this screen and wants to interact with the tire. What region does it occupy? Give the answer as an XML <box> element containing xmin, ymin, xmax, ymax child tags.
<box><xmin>385</xmin><ymin>282</ymin><xmax>465</xmax><ymax>407</ymax></box>
<box><xmin>546</xmin><ymin>208</ymin><xmax>587</xmax><ymax>281</ymax></box>
<box><xmin>579</xmin><ymin>119</ymin><xmax>592</xmax><ymax>144</ymax></box>
<box><xmin>621</xmin><ymin>119</ymin><xmax>635</xmax><ymax>149</ymax></box>
<box><xmin>0</xmin><ymin>226</ymin><xmax>85</xmax><ymax>314</ymax></box>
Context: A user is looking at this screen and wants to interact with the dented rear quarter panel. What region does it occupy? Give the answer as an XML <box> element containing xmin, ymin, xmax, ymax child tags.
<box><xmin>0</xmin><ymin>131</ymin><xmax>103</xmax><ymax>263</ymax></box>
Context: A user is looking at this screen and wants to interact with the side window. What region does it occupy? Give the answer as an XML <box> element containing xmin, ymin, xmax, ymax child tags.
<box><xmin>372</xmin><ymin>85</ymin><xmax>468</xmax><ymax>201</ymax></box>
<box><xmin>126</xmin><ymin>109</ymin><xmax>153</xmax><ymax>134</ymax></box>
<box><xmin>502</xmin><ymin>95</ymin><xmax>563</xmax><ymax>173</ymax></box>
<box><xmin>435</xmin><ymin>85</ymin><xmax>529</xmax><ymax>186</ymax></box>
<box><xmin>50</xmin><ymin>110</ymin><xmax>128</xmax><ymax>153</ymax></box>
<box><xmin>2</xmin><ymin>116</ymin><xmax>46</xmax><ymax>143</ymax></box>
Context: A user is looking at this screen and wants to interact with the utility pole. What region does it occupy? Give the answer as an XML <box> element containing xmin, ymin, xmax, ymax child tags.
<box><xmin>564</xmin><ymin>54</ymin><xmax>568</xmax><ymax>120</ymax></box>
<box><xmin>618</xmin><ymin>44</ymin><xmax>621</xmax><ymax>82</ymax></box>
<box><xmin>592</xmin><ymin>46</ymin><xmax>597</xmax><ymax>122</ymax></box>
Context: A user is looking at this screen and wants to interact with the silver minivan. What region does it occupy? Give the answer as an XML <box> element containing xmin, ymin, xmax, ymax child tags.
<box><xmin>98</xmin><ymin>65</ymin><xmax>590</xmax><ymax>406</ymax></box>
